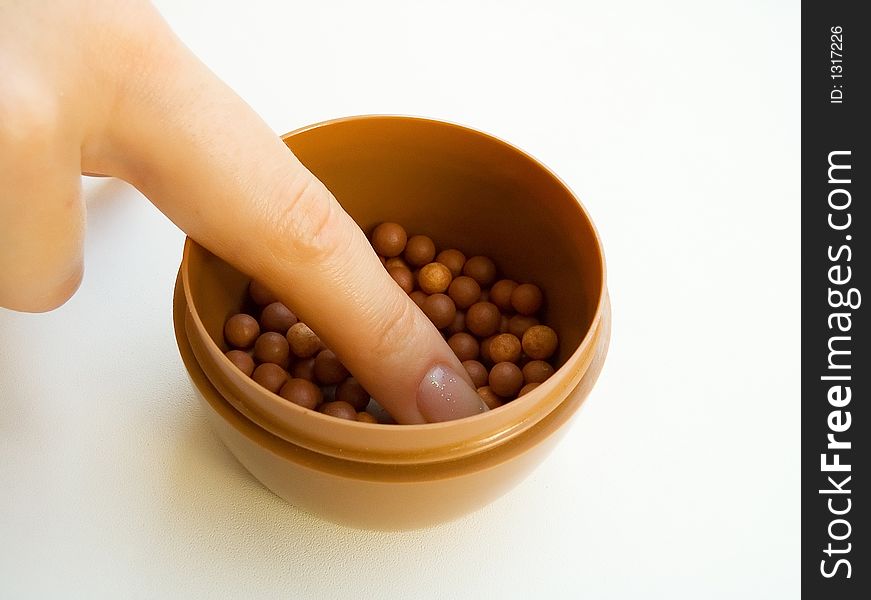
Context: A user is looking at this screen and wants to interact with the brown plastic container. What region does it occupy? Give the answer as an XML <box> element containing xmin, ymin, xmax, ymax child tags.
<box><xmin>173</xmin><ymin>115</ymin><xmax>610</xmax><ymax>530</ymax></box>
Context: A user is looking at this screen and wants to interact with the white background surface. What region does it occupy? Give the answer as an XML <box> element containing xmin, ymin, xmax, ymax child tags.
<box><xmin>1</xmin><ymin>1</ymin><xmax>799</xmax><ymax>598</ymax></box>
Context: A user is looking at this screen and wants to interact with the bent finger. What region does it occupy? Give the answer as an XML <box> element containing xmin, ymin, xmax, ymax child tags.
<box><xmin>103</xmin><ymin>14</ymin><xmax>486</xmax><ymax>423</ymax></box>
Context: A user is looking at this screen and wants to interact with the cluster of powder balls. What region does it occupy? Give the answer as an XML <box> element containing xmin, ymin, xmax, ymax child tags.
<box><xmin>222</xmin><ymin>222</ymin><xmax>559</xmax><ymax>423</ymax></box>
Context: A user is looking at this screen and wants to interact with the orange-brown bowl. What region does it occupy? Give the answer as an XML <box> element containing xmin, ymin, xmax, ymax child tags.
<box><xmin>174</xmin><ymin>115</ymin><xmax>610</xmax><ymax>529</ymax></box>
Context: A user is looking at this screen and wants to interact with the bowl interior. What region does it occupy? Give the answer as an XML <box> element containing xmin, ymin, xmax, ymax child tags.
<box><xmin>182</xmin><ymin>116</ymin><xmax>605</xmax><ymax>461</ymax></box>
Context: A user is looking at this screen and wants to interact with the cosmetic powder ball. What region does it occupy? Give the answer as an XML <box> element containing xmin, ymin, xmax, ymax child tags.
<box><xmin>462</xmin><ymin>359</ymin><xmax>489</xmax><ymax>388</ymax></box>
<box><xmin>522</xmin><ymin>325</ymin><xmax>559</xmax><ymax>360</ymax></box>
<box><xmin>508</xmin><ymin>314</ymin><xmax>539</xmax><ymax>339</ymax></box>
<box><xmin>418</xmin><ymin>262</ymin><xmax>453</xmax><ymax>294</ymax></box>
<box><xmin>488</xmin><ymin>362</ymin><xmax>523</xmax><ymax>398</ymax></box>
<box><xmin>224</xmin><ymin>313</ymin><xmax>260</xmax><ymax>349</ymax></box>
<box><xmin>252</xmin><ymin>362</ymin><xmax>288</xmax><ymax>394</ymax></box>
<box><xmin>489</xmin><ymin>333</ymin><xmax>522</xmax><ymax>364</ymax></box>
<box><xmin>314</xmin><ymin>349</ymin><xmax>350</xmax><ymax>385</ymax></box>
<box><xmin>479</xmin><ymin>336</ymin><xmax>495</xmax><ymax>365</ymax></box>
<box><xmin>335</xmin><ymin>377</ymin><xmax>371</xmax><ymax>411</ymax></box>
<box><xmin>448</xmin><ymin>276</ymin><xmax>481</xmax><ymax>310</ymax></box>
<box><xmin>511</xmin><ymin>283</ymin><xmax>543</xmax><ymax>316</ymax></box>
<box><xmin>436</xmin><ymin>249</ymin><xmax>466</xmax><ymax>277</ymax></box>
<box><xmin>489</xmin><ymin>362</ymin><xmax>524</xmax><ymax>398</ymax></box>
<box><xmin>446</xmin><ymin>311</ymin><xmax>466</xmax><ymax>335</ymax></box>
<box><xmin>462</xmin><ymin>256</ymin><xmax>497</xmax><ymax>287</ymax></box>
<box><xmin>253</xmin><ymin>332</ymin><xmax>290</xmax><ymax>367</ymax></box>
<box><xmin>279</xmin><ymin>378</ymin><xmax>323</xmax><ymax>410</ymax></box>
<box><xmin>260</xmin><ymin>302</ymin><xmax>298</xmax><ymax>334</ymax></box>
<box><xmin>409</xmin><ymin>290</ymin><xmax>428</xmax><ymax>308</ymax></box>
<box><xmin>388</xmin><ymin>266</ymin><xmax>415</xmax><ymax>294</ymax></box>
<box><xmin>422</xmin><ymin>293</ymin><xmax>457</xmax><ymax>329</ymax></box>
<box><xmin>466</xmin><ymin>302</ymin><xmax>501</xmax><ymax>337</ymax></box>
<box><xmin>356</xmin><ymin>411</ymin><xmax>378</xmax><ymax>424</ymax></box>
<box><xmin>286</xmin><ymin>322</ymin><xmax>323</xmax><ymax>358</ymax></box>
<box><xmin>489</xmin><ymin>279</ymin><xmax>518</xmax><ymax>312</ymax></box>
<box><xmin>291</xmin><ymin>357</ymin><xmax>316</xmax><ymax>381</ymax></box>
<box><xmin>477</xmin><ymin>386</ymin><xmax>504</xmax><ymax>410</ymax></box>
<box><xmin>404</xmin><ymin>235</ymin><xmax>436</xmax><ymax>267</ymax></box>
<box><xmin>447</xmin><ymin>332</ymin><xmax>480</xmax><ymax>362</ymax></box>
<box><xmin>522</xmin><ymin>360</ymin><xmax>555</xmax><ymax>384</ymax></box>
<box><xmin>320</xmin><ymin>401</ymin><xmax>359</xmax><ymax>421</ymax></box>
<box><xmin>518</xmin><ymin>382</ymin><xmax>541</xmax><ymax>397</ymax></box>
<box><xmin>225</xmin><ymin>350</ymin><xmax>255</xmax><ymax>377</ymax></box>
<box><xmin>371</xmin><ymin>222</ymin><xmax>408</xmax><ymax>257</ymax></box>
<box><xmin>385</xmin><ymin>256</ymin><xmax>408</xmax><ymax>270</ymax></box>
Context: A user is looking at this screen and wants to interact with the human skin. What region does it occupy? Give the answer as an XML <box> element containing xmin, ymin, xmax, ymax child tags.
<box><xmin>0</xmin><ymin>0</ymin><xmax>486</xmax><ymax>423</ymax></box>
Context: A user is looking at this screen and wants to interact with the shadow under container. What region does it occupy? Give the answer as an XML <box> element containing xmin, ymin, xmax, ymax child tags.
<box><xmin>174</xmin><ymin>116</ymin><xmax>611</xmax><ymax>530</ymax></box>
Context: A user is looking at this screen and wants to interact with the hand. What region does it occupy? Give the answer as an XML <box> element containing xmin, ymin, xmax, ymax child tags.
<box><xmin>0</xmin><ymin>0</ymin><xmax>487</xmax><ymax>423</ymax></box>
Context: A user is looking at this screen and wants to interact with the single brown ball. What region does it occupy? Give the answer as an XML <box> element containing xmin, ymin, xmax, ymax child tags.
<box><xmin>253</xmin><ymin>332</ymin><xmax>290</xmax><ymax>367</ymax></box>
<box><xmin>489</xmin><ymin>279</ymin><xmax>518</xmax><ymax>312</ymax></box>
<box><xmin>372</xmin><ymin>222</ymin><xmax>407</xmax><ymax>257</ymax></box>
<box><xmin>319</xmin><ymin>400</ymin><xmax>358</xmax><ymax>420</ymax></box>
<box><xmin>260</xmin><ymin>302</ymin><xmax>298</xmax><ymax>334</ymax></box>
<box><xmin>518</xmin><ymin>382</ymin><xmax>541</xmax><ymax>397</ymax></box>
<box><xmin>463</xmin><ymin>360</ymin><xmax>489</xmax><ymax>388</ymax></box>
<box><xmin>384</xmin><ymin>256</ymin><xmax>409</xmax><ymax>270</ymax></box>
<box><xmin>252</xmin><ymin>362</ymin><xmax>288</xmax><ymax>394</ymax></box>
<box><xmin>248</xmin><ymin>280</ymin><xmax>278</xmax><ymax>306</ymax></box>
<box><xmin>224</xmin><ymin>313</ymin><xmax>260</xmax><ymax>349</ymax></box>
<box><xmin>463</xmin><ymin>256</ymin><xmax>497</xmax><ymax>287</ymax></box>
<box><xmin>480</xmin><ymin>336</ymin><xmax>495</xmax><ymax>365</ymax></box>
<box><xmin>489</xmin><ymin>362</ymin><xmax>524</xmax><ymax>398</ymax></box>
<box><xmin>279</xmin><ymin>378</ymin><xmax>323</xmax><ymax>410</ymax></box>
<box><xmin>225</xmin><ymin>350</ymin><xmax>255</xmax><ymax>377</ymax></box>
<box><xmin>477</xmin><ymin>386</ymin><xmax>503</xmax><ymax>410</ymax></box>
<box><xmin>291</xmin><ymin>357</ymin><xmax>316</xmax><ymax>381</ymax></box>
<box><xmin>418</xmin><ymin>262</ymin><xmax>453</xmax><ymax>294</ymax></box>
<box><xmin>522</xmin><ymin>325</ymin><xmax>559</xmax><ymax>360</ymax></box>
<box><xmin>314</xmin><ymin>349</ymin><xmax>349</xmax><ymax>385</ymax></box>
<box><xmin>489</xmin><ymin>333</ymin><xmax>522</xmax><ymax>364</ymax></box>
<box><xmin>286</xmin><ymin>322</ymin><xmax>323</xmax><ymax>358</ymax></box>
<box><xmin>388</xmin><ymin>266</ymin><xmax>415</xmax><ymax>294</ymax></box>
<box><xmin>508</xmin><ymin>314</ymin><xmax>540</xmax><ymax>339</ymax></box>
<box><xmin>523</xmin><ymin>360</ymin><xmax>555</xmax><ymax>384</ymax></box>
<box><xmin>447</xmin><ymin>332</ymin><xmax>479</xmax><ymax>362</ymax></box>
<box><xmin>422</xmin><ymin>293</ymin><xmax>456</xmax><ymax>329</ymax></box>
<box><xmin>409</xmin><ymin>290</ymin><xmax>428</xmax><ymax>308</ymax></box>
<box><xmin>448</xmin><ymin>276</ymin><xmax>481</xmax><ymax>309</ymax></box>
<box><xmin>511</xmin><ymin>283</ymin><xmax>544</xmax><ymax>316</ymax></box>
<box><xmin>356</xmin><ymin>411</ymin><xmax>378</xmax><ymax>424</ymax></box>
<box><xmin>404</xmin><ymin>235</ymin><xmax>436</xmax><ymax>267</ymax></box>
<box><xmin>436</xmin><ymin>249</ymin><xmax>466</xmax><ymax>277</ymax></box>
<box><xmin>466</xmin><ymin>302</ymin><xmax>501</xmax><ymax>337</ymax></box>
<box><xmin>446</xmin><ymin>311</ymin><xmax>466</xmax><ymax>335</ymax></box>
<box><xmin>335</xmin><ymin>377</ymin><xmax>370</xmax><ymax>411</ymax></box>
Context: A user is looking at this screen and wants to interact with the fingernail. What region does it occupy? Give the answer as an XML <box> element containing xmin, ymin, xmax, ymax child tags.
<box><xmin>417</xmin><ymin>363</ymin><xmax>488</xmax><ymax>423</ymax></box>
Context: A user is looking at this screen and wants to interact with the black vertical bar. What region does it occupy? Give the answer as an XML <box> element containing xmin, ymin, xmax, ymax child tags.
<box><xmin>802</xmin><ymin>1</ymin><xmax>868</xmax><ymax>597</ymax></box>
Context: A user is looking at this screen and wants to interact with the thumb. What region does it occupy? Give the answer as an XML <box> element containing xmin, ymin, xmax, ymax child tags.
<box><xmin>97</xmin><ymin>10</ymin><xmax>487</xmax><ymax>423</ymax></box>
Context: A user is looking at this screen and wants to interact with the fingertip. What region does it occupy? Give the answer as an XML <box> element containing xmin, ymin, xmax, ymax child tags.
<box><xmin>416</xmin><ymin>363</ymin><xmax>489</xmax><ymax>423</ymax></box>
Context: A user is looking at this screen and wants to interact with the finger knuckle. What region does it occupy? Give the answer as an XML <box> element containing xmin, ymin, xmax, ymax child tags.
<box><xmin>0</xmin><ymin>83</ymin><xmax>59</xmax><ymax>148</ymax></box>
<box><xmin>263</xmin><ymin>172</ymin><xmax>347</xmax><ymax>264</ymax></box>
<box><xmin>368</xmin><ymin>293</ymin><xmax>421</xmax><ymax>361</ymax></box>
